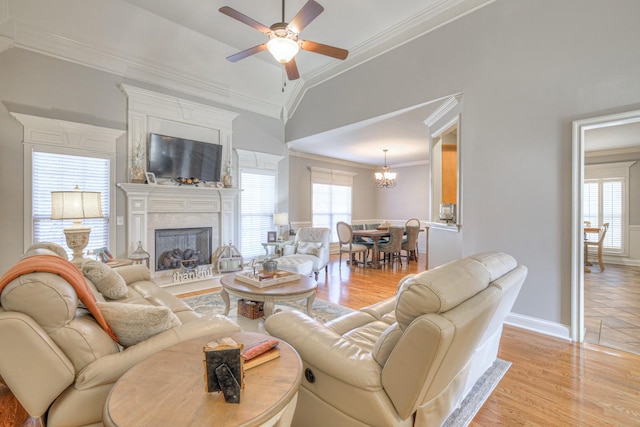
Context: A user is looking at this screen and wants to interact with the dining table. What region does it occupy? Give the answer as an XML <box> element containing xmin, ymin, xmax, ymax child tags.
<box><xmin>352</xmin><ymin>227</ymin><xmax>428</xmax><ymax>269</ymax></box>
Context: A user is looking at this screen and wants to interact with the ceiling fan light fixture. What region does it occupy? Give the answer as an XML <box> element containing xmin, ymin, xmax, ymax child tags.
<box><xmin>267</xmin><ymin>36</ymin><xmax>300</xmax><ymax>63</ymax></box>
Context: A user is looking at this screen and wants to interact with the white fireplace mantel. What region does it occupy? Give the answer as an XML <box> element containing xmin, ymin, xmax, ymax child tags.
<box><xmin>117</xmin><ymin>183</ymin><xmax>240</xmax><ymax>258</ymax></box>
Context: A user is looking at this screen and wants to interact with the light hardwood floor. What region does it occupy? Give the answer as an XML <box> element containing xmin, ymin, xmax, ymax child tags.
<box><xmin>584</xmin><ymin>263</ymin><xmax>640</xmax><ymax>355</ymax></box>
<box><xmin>2</xmin><ymin>254</ymin><xmax>640</xmax><ymax>426</ymax></box>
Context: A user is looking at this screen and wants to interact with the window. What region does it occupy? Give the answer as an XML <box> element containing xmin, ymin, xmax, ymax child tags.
<box><xmin>312</xmin><ymin>183</ymin><xmax>352</xmax><ymax>242</ymax></box>
<box><xmin>240</xmin><ymin>170</ymin><xmax>276</xmax><ymax>258</ymax></box>
<box><xmin>309</xmin><ymin>167</ymin><xmax>356</xmax><ymax>243</ymax></box>
<box><xmin>32</xmin><ymin>151</ymin><xmax>111</xmax><ymax>258</ymax></box>
<box><xmin>584</xmin><ymin>162</ymin><xmax>635</xmax><ymax>254</ymax></box>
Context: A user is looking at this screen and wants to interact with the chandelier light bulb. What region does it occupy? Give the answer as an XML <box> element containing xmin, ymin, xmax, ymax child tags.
<box><xmin>375</xmin><ymin>149</ymin><xmax>397</xmax><ymax>188</ymax></box>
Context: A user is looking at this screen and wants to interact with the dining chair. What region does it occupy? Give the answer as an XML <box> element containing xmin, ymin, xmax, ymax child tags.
<box><xmin>401</xmin><ymin>226</ymin><xmax>420</xmax><ymax>263</ymax></box>
<box><xmin>337</xmin><ymin>221</ymin><xmax>369</xmax><ymax>269</ymax></box>
<box><xmin>585</xmin><ymin>223</ymin><xmax>609</xmax><ymax>271</ymax></box>
<box><xmin>405</xmin><ymin>218</ymin><xmax>421</xmax><ymax>257</ymax></box>
<box><xmin>379</xmin><ymin>226</ymin><xmax>404</xmax><ymax>268</ymax></box>
<box><xmin>405</xmin><ymin>218</ymin><xmax>420</xmax><ymax>227</ymax></box>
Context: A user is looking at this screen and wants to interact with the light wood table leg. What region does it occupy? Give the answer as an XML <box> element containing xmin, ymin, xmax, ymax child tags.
<box><xmin>263</xmin><ymin>297</ymin><xmax>277</xmax><ymax>317</ymax></box>
<box><xmin>306</xmin><ymin>293</ymin><xmax>316</xmax><ymax>315</ymax></box>
<box><xmin>221</xmin><ymin>288</ymin><xmax>231</xmax><ymax>315</ymax></box>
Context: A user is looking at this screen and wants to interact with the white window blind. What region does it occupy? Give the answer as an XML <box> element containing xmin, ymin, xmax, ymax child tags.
<box><xmin>584</xmin><ymin>178</ymin><xmax>623</xmax><ymax>250</ymax></box>
<box><xmin>584</xmin><ymin>161</ymin><xmax>634</xmax><ymax>254</ymax></box>
<box><xmin>312</xmin><ymin>183</ymin><xmax>352</xmax><ymax>243</ymax></box>
<box><xmin>32</xmin><ymin>151</ymin><xmax>110</xmax><ymax>258</ymax></box>
<box><xmin>240</xmin><ymin>171</ymin><xmax>276</xmax><ymax>258</ymax></box>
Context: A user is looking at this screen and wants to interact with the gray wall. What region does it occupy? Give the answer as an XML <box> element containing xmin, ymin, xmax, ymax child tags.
<box><xmin>286</xmin><ymin>0</ymin><xmax>640</xmax><ymax>327</ymax></box>
<box><xmin>0</xmin><ymin>49</ymin><xmax>286</xmax><ymax>273</ymax></box>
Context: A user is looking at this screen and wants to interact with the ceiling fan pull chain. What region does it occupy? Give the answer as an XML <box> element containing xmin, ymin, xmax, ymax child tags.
<box><xmin>281</xmin><ymin>68</ymin><xmax>287</xmax><ymax>92</ymax></box>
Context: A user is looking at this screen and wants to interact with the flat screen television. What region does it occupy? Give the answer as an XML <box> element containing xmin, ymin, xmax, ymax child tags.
<box><xmin>147</xmin><ymin>133</ymin><xmax>223</xmax><ymax>182</ymax></box>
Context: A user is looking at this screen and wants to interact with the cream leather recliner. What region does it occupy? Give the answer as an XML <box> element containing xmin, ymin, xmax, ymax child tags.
<box><xmin>265</xmin><ymin>252</ymin><xmax>527</xmax><ymax>427</ymax></box>
<box><xmin>280</xmin><ymin>227</ymin><xmax>331</xmax><ymax>280</ymax></box>
<box><xmin>0</xmin><ymin>246</ymin><xmax>240</xmax><ymax>427</ymax></box>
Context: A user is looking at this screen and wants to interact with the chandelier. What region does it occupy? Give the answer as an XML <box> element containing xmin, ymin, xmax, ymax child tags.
<box><xmin>375</xmin><ymin>149</ymin><xmax>397</xmax><ymax>188</ymax></box>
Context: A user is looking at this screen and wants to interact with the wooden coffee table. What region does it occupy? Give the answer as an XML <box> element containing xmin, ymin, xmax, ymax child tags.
<box><xmin>220</xmin><ymin>273</ymin><xmax>317</xmax><ymax>318</ymax></box>
<box><xmin>104</xmin><ymin>331</ymin><xmax>302</xmax><ymax>427</ymax></box>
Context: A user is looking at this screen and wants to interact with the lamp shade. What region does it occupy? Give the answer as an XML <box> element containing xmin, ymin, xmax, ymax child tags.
<box><xmin>273</xmin><ymin>212</ymin><xmax>289</xmax><ymax>226</ymax></box>
<box><xmin>51</xmin><ymin>186</ymin><xmax>103</xmax><ymax>220</ymax></box>
<box><xmin>267</xmin><ymin>37</ymin><xmax>300</xmax><ymax>63</ymax></box>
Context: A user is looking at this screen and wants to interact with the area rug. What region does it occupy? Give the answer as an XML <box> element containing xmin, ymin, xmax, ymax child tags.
<box><xmin>442</xmin><ymin>359</ymin><xmax>511</xmax><ymax>427</ymax></box>
<box><xmin>182</xmin><ymin>292</ymin><xmax>510</xmax><ymax>426</ymax></box>
<box><xmin>181</xmin><ymin>291</ymin><xmax>354</xmax><ymax>323</ymax></box>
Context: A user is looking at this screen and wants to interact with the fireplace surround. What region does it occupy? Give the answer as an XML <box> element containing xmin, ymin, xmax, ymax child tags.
<box><xmin>118</xmin><ymin>183</ymin><xmax>240</xmax><ymax>284</ymax></box>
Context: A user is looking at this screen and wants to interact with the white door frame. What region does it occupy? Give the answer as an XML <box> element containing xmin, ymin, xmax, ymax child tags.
<box><xmin>570</xmin><ymin>109</ymin><xmax>640</xmax><ymax>342</ymax></box>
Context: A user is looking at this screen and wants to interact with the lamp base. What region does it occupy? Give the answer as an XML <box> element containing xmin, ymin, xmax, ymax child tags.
<box><xmin>63</xmin><ymin>225</ymin><xmax>92</xmax><ymax>266</ymax></box>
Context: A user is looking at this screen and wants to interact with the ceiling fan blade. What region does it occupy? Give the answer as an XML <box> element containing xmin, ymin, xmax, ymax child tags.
<box><xmin>300</xmin><ymin>40</ymin><xmax>349</xmax><ymax>60</ymax></box>
<box><xmin>285</xmin><ymin>58</ymin><xmax>300</xmax><ymax>80</ymax></box>
<box><xmin>219</xmin><ymin>6</ymin><xmax>271</xmax><ymax>34</ymax></box>
<box><xmin>226</xmin><ymin>44</ymin><xmax>268</xmax><ymax>62</ymax></box>
<box><xmin>288</xmin><ymin>0</ymin><xmax>324</xmax><ymax>34</ymax></box>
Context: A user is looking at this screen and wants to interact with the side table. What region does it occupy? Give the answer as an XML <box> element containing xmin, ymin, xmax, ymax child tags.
<box><xmin>104</xmin><ymin>331</ymin><xmax>302</xmax><ymax>427</ymax></box>
<box><xmin>106</xmin><ymin>259</ymin><xmax>133</xmax><ymax>268</ymax></box>
<box><xmin>261</xmin><ymin>241</ymin><xmax>291</xmax><ymax>257</ymax></box>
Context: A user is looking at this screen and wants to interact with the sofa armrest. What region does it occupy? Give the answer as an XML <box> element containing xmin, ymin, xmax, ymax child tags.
<box><xmin>113</xmin><ymin>264</ymin><xmax>151</xmax><ymax>285</ymax></box>
<box><xmin>265</xmin><ymin>310</ymin><xmax>382</xmax><ymax>390</ymax></box>
<box><xmin>0</xmin><ymin>312</ymin><xmax>75</xmax><ymax>417</ymax></box>
<box><xmin>75</xmin><ymin>315</ymin><xmax>239</xmax><ymax>389</ymax></box>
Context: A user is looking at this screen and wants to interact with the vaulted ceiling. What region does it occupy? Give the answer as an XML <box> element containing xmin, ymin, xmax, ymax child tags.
<box><xmin>4</xmin><ymin>1</ymin><xmax>637</xmax><ymax>166</ymax></box>
<box><xmin>0</xmin><ymin>0</ymin><xmax>489</xmax><ymax>118</ymax></box>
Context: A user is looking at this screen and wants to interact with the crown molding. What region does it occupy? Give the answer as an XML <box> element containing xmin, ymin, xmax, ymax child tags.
<box><xmin>288</xmin><ymin>150</ymin><xmax>373</xmax><ymax>169</ymax></box>
<box><xmin>9</xmin><ymin>19</ymin><xmax>283</xmax><ymax>120</ymax></box>
<box><xmin>585</xmin><ymin>146</ymin><xmax>640</xmax><ymax>158</ymax></box>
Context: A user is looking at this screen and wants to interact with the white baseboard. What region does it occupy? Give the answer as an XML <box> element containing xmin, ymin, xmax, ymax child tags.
<box><xmin>505</xmin><ymin>312</ymin><xmax>572</xmax><ymax>342</ymax></box>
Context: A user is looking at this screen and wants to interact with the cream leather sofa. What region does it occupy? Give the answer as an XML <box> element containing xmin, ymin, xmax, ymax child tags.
<box><xmin>280</xmin><ymin>227</ymin><xmax>331</xmax><ymax>280</ymax></box>
<box><xmin>0</xmin><ymin>246</ymin><xmax>240</xmax><ymax>427</ymax></box>
<box><xmin>265</xmin><ymin>252</ymin><xmax>527</xmax><ymax>427</ymax></box>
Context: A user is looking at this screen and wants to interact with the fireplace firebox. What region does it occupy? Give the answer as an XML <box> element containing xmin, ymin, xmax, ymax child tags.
<box><xmin>155</xmin><ymin>227</ymin><xmax>212</xmax><ymax>271</ymax></box>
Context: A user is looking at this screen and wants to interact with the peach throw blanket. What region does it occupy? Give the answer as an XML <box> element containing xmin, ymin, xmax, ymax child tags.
<box><xmin>0</xmin><ymin>254</ymin><xmax>118</xmax><ymax>342</ymax></box>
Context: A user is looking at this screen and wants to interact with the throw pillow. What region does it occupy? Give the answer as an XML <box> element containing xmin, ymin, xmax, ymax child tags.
<box><xmin>82</xmin><ymin>260</ymin><xmax>128</xmax><ymax>300</ymax></box>
<box><xmin>96</xmin><ymin>302</ymin><xmax>181</xmax><ymax>347</ymax></box>
<box><xmin>297</xmin><ymin>241</ymin><xmax>322</xmax><ymax>256</ymax></box>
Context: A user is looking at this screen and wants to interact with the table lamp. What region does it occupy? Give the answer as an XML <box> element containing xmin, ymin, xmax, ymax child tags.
<box><xmin>51</xmin><ymin>185</ymin><xmax>103</xmax><ymax>265</ymax></box>
<box><xmin>273</xmin><ymin>212</ymin><xmax>290</xmax><ymax>241</ymax></box>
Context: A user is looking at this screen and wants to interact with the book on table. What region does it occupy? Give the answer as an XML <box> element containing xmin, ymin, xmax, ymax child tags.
<box><xmin>235</xmin><ymin>270</ymin><xmax>300</xmax><ymax>288</ymax></box>
<box><xmin>241</xmin><ymin>338</ymin><xmax>280</xmax><ymax>370</ymax></box>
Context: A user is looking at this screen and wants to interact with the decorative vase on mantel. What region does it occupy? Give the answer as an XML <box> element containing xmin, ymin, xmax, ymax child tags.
<box><xmin>222</xmin><ymin>173</ymin><xmax>233</xmax><ymax>188</ymax></box>
<box><xmin>130</xmin><ymin>165</ymin><xmax>145</xmax><ymax>183</ymax></box>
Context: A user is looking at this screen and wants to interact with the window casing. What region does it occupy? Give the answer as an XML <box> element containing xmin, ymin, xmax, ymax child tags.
<box><xmin>584</xmin><ymin>162</ymin><xmax>635</xmax><ymax>255</ymax></box>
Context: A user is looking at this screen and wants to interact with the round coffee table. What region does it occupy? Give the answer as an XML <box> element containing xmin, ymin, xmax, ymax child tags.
<box><xmin>220</xmin><ymin>273</ymin><xmax>317</xmax><ymax>318</ymax></box>
<box><xmin>104</xmin><ymin>332</ymin><xmax>302</xmax><ymax>427</ymax></box>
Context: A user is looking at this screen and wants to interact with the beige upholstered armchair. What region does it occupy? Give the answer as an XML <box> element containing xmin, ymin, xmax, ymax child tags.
<box><xmin>280</xmin><ymin>227</ymin><xmax>330</xmax><ymax>279</ymax></box>
<box><xmin>0</xmin><ymin>244</ymin><xmax>239</xmax><ymax>427</ymax></box>
<box><xmin>265</xmin><ymin>252</ymin><xmax>527</xmax><ymax>426</ymax></box>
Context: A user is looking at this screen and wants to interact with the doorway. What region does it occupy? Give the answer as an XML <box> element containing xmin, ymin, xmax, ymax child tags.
<box><xmin>571</xmin><ymin>109</ymin><xmax>640</xmax><ymax>346</ymax></box>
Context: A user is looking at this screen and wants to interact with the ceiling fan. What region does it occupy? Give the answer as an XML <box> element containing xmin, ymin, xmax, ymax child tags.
<box><xmin>219</xmin><ymin>0</ymin><xmax>349</xmax><ymax>80</ymax></box>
